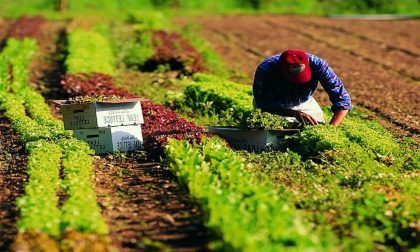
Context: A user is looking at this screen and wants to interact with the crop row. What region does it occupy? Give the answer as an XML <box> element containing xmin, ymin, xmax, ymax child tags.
<box><xmin>110</xmin><ymin>11</ymin><xmax>209</xmax><ymax>74</ymax></box>
<box><xmin>17</xmin><ymin>140</ymin><xmax>62</xmax><ymax>237</ymax></box>
<box><xmin>0</xmin><ymin>38</ymin><xmax>108</xmax><ymax>246</ymax></box>
<box><xmin>8</xmin><ymin>16</ymin><xmax>46</xmax><ymax>40</ymax></box>
<box><xmin>0</xmin><ymin>38</ymin><xmax>69</xmax><ymax>142</ymax></box>
<box><xmin>169</xmin><ymin>73</ymin><xmax>289</xmax><ymax>129</ymax></box>
<box><xmin>66</xmin><ymin>29</ymin><xmax>116</xmax><ymax>75</ymax></box>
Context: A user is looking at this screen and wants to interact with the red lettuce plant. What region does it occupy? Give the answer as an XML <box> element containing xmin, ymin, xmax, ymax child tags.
<box><xmin>60</xmin><ymin>73</ymin><xmax>136</xmax><ymax>98</ymax></box>
<box><xmin>9</xmin><ymin>16</ymin><xmax>46</xmax><ymax>40</ymax></box>
<box><xmin>143</xmin><ymin>31</ymin><xmax>206</xmax><ymax>74</ymax></box>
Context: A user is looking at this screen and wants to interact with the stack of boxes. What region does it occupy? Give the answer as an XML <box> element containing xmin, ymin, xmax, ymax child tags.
<box><xmin>58</xmin><ymin>98</ymin><xmax>144</xmax><ymax>154</ymax></box>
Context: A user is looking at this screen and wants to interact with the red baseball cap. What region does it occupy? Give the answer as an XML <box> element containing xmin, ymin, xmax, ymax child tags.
<box><xmin>280</xmin><ymin>49</ymin><xmax>311</xmax><ymax>84</ymax></box>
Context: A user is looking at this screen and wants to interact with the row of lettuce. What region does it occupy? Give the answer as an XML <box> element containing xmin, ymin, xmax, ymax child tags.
<box><xmin>65</xmin><ymin>13</ymin><xmax>419</xmax><ymax>250</ymax></box>
<box><xmin>0</xmin><ymin>37</ymin><xmax>109</xmax><ymax>249</ymax></box>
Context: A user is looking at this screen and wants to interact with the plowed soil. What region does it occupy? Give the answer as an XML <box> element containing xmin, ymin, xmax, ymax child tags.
<box><xmin>0</xmin><ymin>114</ymin><xmax>28</xmax><ymax>251</ymax></box>
<box><xmin>186</xmin><ymin>15</ymin><xmax>420</xmax><ymax>138</ymax></box>
<box><xmin>0</xmin><ymin>19</ymin><xmax>12</xmax><ymax>48</ymax></box>
<box><xmin>94</xmin><ymin>155</ymin><xmax>211</xmax><ymax>252</ymax></box>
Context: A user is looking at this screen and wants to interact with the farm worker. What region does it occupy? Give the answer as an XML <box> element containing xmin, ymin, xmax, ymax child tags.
<box><xmin>253</xmin><ymin>49</ymin><xmax>351</xmax><ymax>126</ymax></box>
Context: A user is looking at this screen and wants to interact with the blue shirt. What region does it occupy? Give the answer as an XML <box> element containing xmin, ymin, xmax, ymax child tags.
<box><xmin>253</xmin><ymin>53</ymin><xmax>351</xmax><ymax>113</ymax></box>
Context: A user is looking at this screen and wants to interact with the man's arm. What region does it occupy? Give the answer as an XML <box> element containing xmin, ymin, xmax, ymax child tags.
<box><xmin>330</xmin><ymin>109</ymin><xmax>349</xmax><ymax>126</ymax></box>
<box><xmin>310</xmin><ymin>55</ymin><xmax>351</xmax><ymax>126</ymax></box>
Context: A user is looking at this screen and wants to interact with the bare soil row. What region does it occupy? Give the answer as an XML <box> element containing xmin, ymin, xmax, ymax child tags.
<box><xmin>298</xmin><ymin>16</ymin><xmax>420</xmax><ymax>55</ymax></box>
<box><xmin>0</xmin><ymin>114</ymin><xmax>28</xmax><ymax>251</ymax></box>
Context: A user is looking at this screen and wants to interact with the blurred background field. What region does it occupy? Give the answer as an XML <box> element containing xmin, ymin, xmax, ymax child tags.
<box><xmin>0</xmin><ymin>0</ymin><xmax>419</xmax><ymax>18</ymax></box>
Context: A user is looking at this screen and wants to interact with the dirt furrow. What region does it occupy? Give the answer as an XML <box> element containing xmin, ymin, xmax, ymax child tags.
<box><xmin>297</xmin><ymin>17</ymin><xmax>419</xmax><ymax>58</ymax></box>
<box><xmin>0</xmin><ymin>114</ymin><xmax>28</xmax><ymax>252</ymax></box>
<box><xmin>299</xmin><ymin>16</ymin><xmax>420</xmax><ymax>55</ymax></box>
<box><xmin>0</xmin><ymin>18</ymin><xmax>30</xmax><ymax>252</ymax></box>
<box><xmin>198</xmin><ymin>24</ymin><xmax>264</xmax><ymax>77</ymax></box>
<box><xmin>94</xmin><ymin>156</ymin><xmax>211</xmax><ymax>252</ymax></box>
<box><xmin>198</xmin><ymin>16</ymin><xmax>284</xmax><ymax>77</ymax></box>
<box><xmin>196</xmin><ymin>15</ymin><xmax>420</xmax><ymax>137</ymax></box>
<box><xmin>0</xmin><ymin>19</ymin><xmax>12</xmax><ymax>48</ymax></box>
<box><xmin>281</xmin><ymin>18</ymin><xmax>420</xmax><ymax>80</ymax></box>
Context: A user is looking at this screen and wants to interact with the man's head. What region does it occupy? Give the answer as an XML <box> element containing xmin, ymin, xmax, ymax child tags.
<box><xmin>280</xmin><ymin>49</ymin><xmax>311</xmax><ymax>84</ymax></box>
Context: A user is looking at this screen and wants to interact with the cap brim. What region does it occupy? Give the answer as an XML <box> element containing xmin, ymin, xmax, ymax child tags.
<box><xmin>282</xmin><ymin>68</ymin><xmax>311</xmax><ymax>84</ymax></box>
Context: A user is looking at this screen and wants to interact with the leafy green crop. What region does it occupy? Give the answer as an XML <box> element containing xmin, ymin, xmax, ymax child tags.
<box><xmin>235</xmin><ymin>117</ymin><xmax>419</xmax><ymax>250</ymax></box>
<box><xmin>122</xmin><ymin>31</ymin><xmax>154</xmax><ymax>67</ymax></box>
<box><xmin>127</xmin><ymin>11</ymin><xmax>171</xmax><ymax>31</ymax></box>
<box><xmin>59</xmin><ymin>139</ymin><xmax>109</xmax><ymax>235</ymax></box>
<box><xmin>65</xmin><ymin>94</ymin><xmax>123</xmax><ymax>104</ymax></box>
<box><xmin>179</xmin><ymin>23</ymin><xmax>229</xmax><ymax>77</ymax></box>
<box><xmin>16</xmin><ymin>140</ymin><xmax>62</xmax><ymax>237</ymax></box>
<box><xmin>1</xmin><ymin>94</ymin><xmax>67</xmax><ymax>142</ymax></box>
<box><xmin>339</xmin><ymin>111</ymin><xmax>406</xmax><ymax>165</ymax></box>
<box><xmin>240</xmin><ymin>148</ymin><xmax>420</xmax><ymax>250</ymax></box>
<box><xmin>187</xmin><ymin>73</ymin><xmax>253</xmax><ymax>111</ymax></box>
<box><xmin>110</xmin><ymin>11</ymin><xmax>166</xmax><ymax>68</ymax></box>
<box><xmin>165</xmin><ymin>137</ymin><xmax>338</xmax><ymax>251</ymax></box>
<box><xmin>170</xmin><ymin>73</ymin><xmax>290</xmax><ymax>129</ymax></box>
<box><xmin>219</xmin><ymin>108</ymin><xmax>289</xmax><ymax>129</ymax></box>
<box><xmin>66</xmin><ymin>29</ymin><xmax>116</xmax><ymax>75</ymax></box>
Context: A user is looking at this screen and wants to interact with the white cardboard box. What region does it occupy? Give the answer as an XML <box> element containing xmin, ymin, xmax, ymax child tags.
<box><xmin>73</xmin><ymin>125</ymin><xmax>143</xmax><ymax>154</ymax></box>
<box><xmin>57</xmin><ymin>99</ymin><xmax>144</xmax><ymax>130</ymax></box>
<box><xmin>207</xmin><ymin>126</ymin><xmax>299</xmax><ymax>152</ymax></box>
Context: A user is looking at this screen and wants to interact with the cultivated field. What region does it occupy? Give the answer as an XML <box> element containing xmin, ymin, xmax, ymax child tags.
<box><xmin>0</xmin><ymin>13</ymin><xmax>419</xmax><ymax>252</ymax></box>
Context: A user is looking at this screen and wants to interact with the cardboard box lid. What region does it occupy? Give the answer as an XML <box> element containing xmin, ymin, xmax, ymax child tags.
<box><xmin>52</xmin><ymin>98</ymin><xmax>142</xmax><ymax>106</ymax></box>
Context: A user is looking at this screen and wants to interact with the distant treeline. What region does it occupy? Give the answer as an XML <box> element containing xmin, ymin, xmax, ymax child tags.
<box><xmin>0</xmin><ymin>0</ymin><xmax>419</xmax><ymax>16</ymax></box>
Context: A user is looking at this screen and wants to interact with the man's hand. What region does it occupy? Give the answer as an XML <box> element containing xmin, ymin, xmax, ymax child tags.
<box><xmin>294</xmin><ymin>111</ymin><xmax>318</xmax><ymax>126</ymax></box>
<box><xmin>261</xmin><ymin>107</ymin><xmax>319</xmax><ymax>126</ymax></box>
